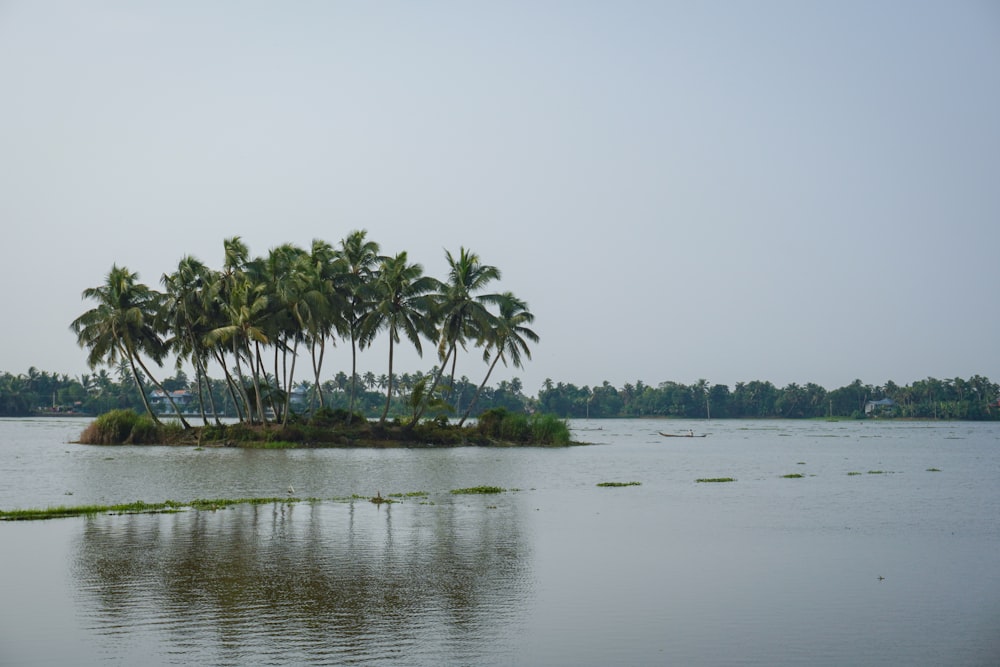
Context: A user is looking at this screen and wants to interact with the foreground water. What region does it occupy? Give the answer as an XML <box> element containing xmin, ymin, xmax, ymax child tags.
<box><xmin>1</xmin><ymin>417</ymin><xmax>998</xmax><ymax>666</ymax></box>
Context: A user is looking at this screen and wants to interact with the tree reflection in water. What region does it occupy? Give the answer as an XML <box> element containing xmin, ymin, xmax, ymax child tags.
<box><xmin>72</xmin><ymin>499</ymin><xmax>530</xmax><ymax>664</ymax></box>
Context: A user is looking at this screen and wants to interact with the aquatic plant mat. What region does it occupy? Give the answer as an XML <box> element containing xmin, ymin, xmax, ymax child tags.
<box><xmin>1</xmin><ymin>488</ymin><xmax>522</xmax><ymax>521</ymax></box>
<box><xmin>0</xmin><ymin>498</ymin><xmax>302</xmax><ymax>521</ymax></box>
<box><xmin>450</xmin><ymin>486</ymin><xmax>507</xmax><ymax>495</ymax></box>
<box><xmin>1</xmin><ymin>463</ymin><xmax>943</xmax><ymax>521</ymax></box>
<box><xmin>0</xmin><ymin>494</ymin><xmax>428</xmax><ymax>521</ymax></box>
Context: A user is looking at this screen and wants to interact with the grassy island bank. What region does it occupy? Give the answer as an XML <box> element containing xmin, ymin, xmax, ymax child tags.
<box><xmin>77</xmin><ymin>408</ymin><xmax>575</xmax><ymax>448</ymax></box>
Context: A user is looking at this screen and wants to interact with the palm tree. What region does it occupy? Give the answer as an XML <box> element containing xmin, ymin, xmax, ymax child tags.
<box><xmin>206</xmin><ymin>237</ymin><xmax>255</xmax><ymax>422</ymax></box>
<box><xmin>458</xmin><ymin>292</ymin><xmax>538</xmax><ymax>426</ymax></box>
<box><xmin>71</xmin><ymin>265</ymin><xmax>189</xmax><ymax>426</ymax></box>
<box><xmin>161</xmin><ymin>256</ymin><xmax>221</xmax><ymax>425</ymax></box>
<box><xmin>360</xmin><ymin>252</ymin><xmax>439</xmax><ymax>423</ymax></box>
<box><xmin>300</xmin><ymin>239</ymin><xmax>346</xmax><ymax>411</ymax></box>
<box><xmin>337</xmin><ymin>230</ymin><xmax>381</xmax><ymax>422</ymax></box>
<box><xmin>409</xmin><ymin>247</ymin><xmax>500</xmax><ymax>427</ymax></box>
<box><xmin>261</xmin><ymin>243</ymin><xmax>329</xmax><ymax>423</ymax></box>
<box><xmin>206</xmin><ymin>259</ymin><xmax>271</xmax><ymax>423</ymax></box>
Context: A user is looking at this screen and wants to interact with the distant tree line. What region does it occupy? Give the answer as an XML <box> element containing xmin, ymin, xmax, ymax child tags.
<box><xmin>536</xmin><ymin>375</ymin><xmax>1000</xmax><ymax>420</ymax></box>
<box><xmin>0</xmin><ymin>366</ymin><xmax>532</xmax><ymax>420</ymax></box>
<box><xmin>3</xmin><ymin>367</ymin><xmax>998</xmax><ymax>422</ymax></box>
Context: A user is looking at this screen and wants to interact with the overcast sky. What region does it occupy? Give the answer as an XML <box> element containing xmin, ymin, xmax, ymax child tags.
<box><xmin>2</xmin><ymin>1</ymin><xmax>998</xmax><ymax>394</ymax></box>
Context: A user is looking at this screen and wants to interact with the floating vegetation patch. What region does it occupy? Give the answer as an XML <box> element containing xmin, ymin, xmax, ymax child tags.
<box><xmin>867</xmin><ymin>470</ymin><xmax>886</xmax><ymax>475</ymax></box>
<box><xmin>0</xmin><ymin>500</ymin><xmax>185</xmax><ymax>521</ymax></box>
<box><xmin>189</xmin><ymin>497</ymin><xmax>299</xmax><ymax>510</ymax></box>
<box><xmin>797</xmin><ymin>462</ymin><xmax>806</xmax><ymax>465</ymax></box>
<box><xmin>596</xmin><ymin>481</ymin><xmax>641</xmax><ymax>487</ymax></box>
<box><xmin>847</xmin><ymin>472</ymin><xmax>862</xmax><ymax>476</ymax></box>
<box><xmin>450</xmin><ymin>486</ymin><xmax>506</xmax><ymax>495</ymax></box>
<box><xmin>2</xmin><ymin>497</ymin><xmax>296</xmax><ymax>521</ymax></box>
<box><xmin>2</xmin><ymin>491</ymin><xmax>456</xmax><ymax>520</ymax></box>
<box><xmin>926</xmin><ymin>468</ymin><xmax>941</xmax><ymax>472</ymax></box>
<box><xmin>781</xmin><ymin>473</ymin><xmax>805</xmax><ymax>479</ymax></box>
<box><xmin>696</xmin><ymin>477</ymin><xmax>735</xmax><ymax>483</ymax></box>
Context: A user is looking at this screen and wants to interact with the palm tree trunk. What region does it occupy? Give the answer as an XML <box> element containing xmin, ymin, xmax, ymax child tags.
<box><xmin>132</xmin><ymin>352</ymin><xmax>191</xmax><ymax>429</ymax></box>
<box><xmin>230</xmin><ymin>340</ymin><xmax>255</xmax><ymax>423</ymax></box>
<box><xmin>249</xmin><ymin>341</ymin><xmax>267</xmax><ymax>424</ymax></box>
<box><xmin>120</xmin><ymin>343</ymin><xmax>161</xmax><ymax>424</ymax></box>
<box><xmin>192</xmin><ymin>357</ymin><xmax>211</xmax><ymax>426</ymax></box>
<box><xmin>200</xmin><ymin>361</ymin><xmax>223</xmax><ymax>426</ymax></box>
<box><xmin>406</xmin><ymin>344</ymin><xmax>453</xmax><ymax>430</ymax></box>
<box><xmin>380</xmin><ymin>337</ymin><xmax>395</xmax><ymax>424</ymax></box>
<box><xmin>214</xmin><ymin>347</ymin><xmax>247</xmax><ymax>423</ymax></box>
<box><xmin>194</xmin><ymin>350</ymin><xmax>223</xmax><ymax>426</ymax></box>
<box><xmin>448</xmin><ymin>351</ymin><xmax>459</xmax><ymax>398</ymax></box>
<box><xmin>348</xmin><ymin>331</ymin><xmax>358</xmax><ymax>423</ymax></box>
<box><xmin>310</xmin><ymin>337</ymin><xmax>326</xmax><ymax>410</ymax></box>
<box><xmin>458</xmin><ymin>354</ymin><xmax>502</xmax><ymax>427</ymax></box>
<box><xmin>254</xmin><ymin>340</ymin><xmax>275</xmax><ymax>424</ymax></box>
<box><xmin>282</xmin><ymin>339</ymin><xmax>299</xmax><ymax>426</ymax></box>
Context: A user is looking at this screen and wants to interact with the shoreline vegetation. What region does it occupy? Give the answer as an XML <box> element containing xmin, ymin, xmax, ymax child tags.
<box><xmin>4</xmin><ymin>369</ymin><xmax>999</xmax><ymax>422</ymax></box>
<box><xmin>77</xmin><ymin>407</ymin><xmax>575</xmax><ymax>448</ymax></box>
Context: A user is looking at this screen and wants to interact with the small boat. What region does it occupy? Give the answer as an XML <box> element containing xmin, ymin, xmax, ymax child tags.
<box><xmin>659</xmin><ymin>431</ymin><xmax>707</xmax><ymax>438</ymax></box>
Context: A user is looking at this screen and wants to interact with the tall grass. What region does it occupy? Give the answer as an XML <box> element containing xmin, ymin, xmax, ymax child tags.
<box><xmin>529</xmin><ymin>413</ymin><xmax>570</xmax><ymax>445</ymax></box>
<box><xmin>476</xmin><ymin>408</ymin><xmax>570</xmax><ymax>445</ymax></box>
<box><xmin>79</xmin><ymin>409</ymin><xmax>164</xmax><ymax>445</ymax></box>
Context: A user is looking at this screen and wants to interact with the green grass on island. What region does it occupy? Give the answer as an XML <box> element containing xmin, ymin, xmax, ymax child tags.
<box><xmin>77</xmin><ymin>407</ymin><xmax>574</xmax><ymax>448</ymax></box>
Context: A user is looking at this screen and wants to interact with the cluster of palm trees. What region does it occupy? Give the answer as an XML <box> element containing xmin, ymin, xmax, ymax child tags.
<box><xmin>70</xmin><ymin>231</ymin><xmax>538</xmax><ymax>429</ymax></box>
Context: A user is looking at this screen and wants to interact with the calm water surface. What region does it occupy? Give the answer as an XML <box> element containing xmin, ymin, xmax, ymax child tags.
<box><xmin>1</xmin><ymin>417</ymin><xmax>998</xmax><ymax>666</ymax></box>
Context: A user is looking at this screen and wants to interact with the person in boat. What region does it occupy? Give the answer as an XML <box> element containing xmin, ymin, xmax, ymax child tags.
<box><xmin>688</xmin><ymin>430</ymin><xmax>694</xmax><ymax>437</ymax></box>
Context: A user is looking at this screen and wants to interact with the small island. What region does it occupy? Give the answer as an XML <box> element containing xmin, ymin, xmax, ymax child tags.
<box><xmin>78</xmin><ymin>407</ymin><xmax>575</xmax><ymax>448</ymax></box>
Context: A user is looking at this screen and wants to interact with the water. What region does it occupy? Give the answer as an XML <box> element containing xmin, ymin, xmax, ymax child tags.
<box><xmin>1</xmin><ymin>417</ymin><xmax>999</xmax><ymax>666</ymax></box>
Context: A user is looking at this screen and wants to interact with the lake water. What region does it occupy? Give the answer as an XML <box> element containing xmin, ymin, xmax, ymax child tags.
<box><xmin>1</xmin><ymin>417</ymin><xmax>998</xmax><ymax>666</ymax></box>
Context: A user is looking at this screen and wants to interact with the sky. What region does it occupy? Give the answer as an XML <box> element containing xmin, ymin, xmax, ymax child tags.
<box><xmin>1</xmin><ymin>1</ymin><xmax>998</xmax><ymax>395</ymax></box>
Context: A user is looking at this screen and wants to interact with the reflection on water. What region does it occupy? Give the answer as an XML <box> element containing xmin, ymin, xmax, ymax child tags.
<box><xmin>72</xmin><ymin>500</ymin><xmax>529</xmax><ymax>665</ymax></box>
<box><xmin>2</xmin><ymin>418</ymin><xmax>1000</xmax><ymax>666</ymax></box>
